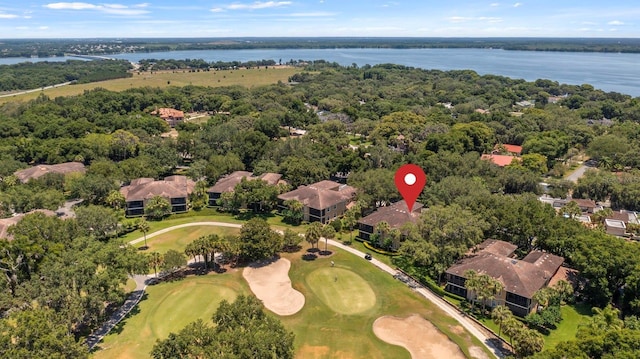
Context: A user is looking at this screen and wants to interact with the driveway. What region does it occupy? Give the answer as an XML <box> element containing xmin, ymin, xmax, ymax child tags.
<box><xmin>565</xmin><ymin>164</ymin><xmax>589</xmax><ymax>183</ymax></box>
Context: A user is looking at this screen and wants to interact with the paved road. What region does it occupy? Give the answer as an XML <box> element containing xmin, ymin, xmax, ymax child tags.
<box><xmin>123</xmin><ymin>221</ymin><xmax>503</xmax><ymax>358</ymax></box>
<box><xmin>86</xmin><ymin>274</ymin><xmax>150</xmax><ymax>350</ymax></box>
<box><xmin>0</xmin><ymin>81</ymin><xmax>74</xmax><ymax>98</ymax></box>
<box><xmin>565</xmin><ymin>164</ymin><xmax>589</xmax><ymax>183</ymax></box>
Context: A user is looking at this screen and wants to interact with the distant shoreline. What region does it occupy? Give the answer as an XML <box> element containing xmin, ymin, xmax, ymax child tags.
<box><xmin>2</xmin><ymin>37</ymin><xmax>640</xmax><ymax>59</ymax></box>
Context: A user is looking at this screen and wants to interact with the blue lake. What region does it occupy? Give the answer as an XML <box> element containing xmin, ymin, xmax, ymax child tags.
<box><xmin>2</xmin><ymin>48</ymin><xmax>639</xmax><ymax>96</ymax></box>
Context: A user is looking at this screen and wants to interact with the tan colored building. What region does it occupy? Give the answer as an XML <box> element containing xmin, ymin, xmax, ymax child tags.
<box><xmin>207</xmin><ymin>171</ymin><xmax>284</xmax><ymax>206</ymax></box>
<box><xmin>151</xmin><ymin>108</ymin><xmax>185</xmax><ymax>128</ymax></box>
<box><xmin>0</xmin><ymin>210</ymin><xmax>56</xmax><ymax>240</ymax></box>
<box><xmin>445</xmin><ymin>239</ymin><xmax>564</xmax><ymax>317</ymax></box>
<box><xmin>357</xmin><ymin>200</ymin><xmax>422</xmax><ymax>249</ymax></box>
<box><xmin>14</xmin><ymin>162</ymin><xmax>86</xmax><ymax>183</ymax></box>
<box><xmin>120</xmin><ymin>175</ymin><xmax>195</xmax><ymax>216</ymax></box>
<box><xmin>278</xmin><ymin>180</ymin><xmax>356</xmax><ymax>224</ymax></box>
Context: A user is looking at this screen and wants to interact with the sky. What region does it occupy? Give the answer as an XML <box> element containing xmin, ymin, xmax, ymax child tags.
<box><xmin>1</xmin><ymin>1</ymin><xmax>640</xmax><ymax>38</ymax></box>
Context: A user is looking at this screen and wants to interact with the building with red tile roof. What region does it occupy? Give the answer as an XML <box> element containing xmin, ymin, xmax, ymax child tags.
<box><xmin>151</xmin><ymin>108</ymin><xmax>185</xmax><ymax>128</ymax></box>
<box><xmin>480</xmin><ymin>154</ymin><xmax>521</xmax><ymax>167</ymax></box>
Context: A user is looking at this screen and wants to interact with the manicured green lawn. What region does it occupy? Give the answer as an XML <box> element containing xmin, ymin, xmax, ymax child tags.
<box><xmin>281</xmin><ymin>245</ymin><xmax>492</xmax><ymax>359</ymax></box>
<box><xmin>92</xmin><ymin>240</ymin><xmax>493</xmax><ymax>358</ymax></box>
<box><xmin>140</xmin><ymin>225</ymin><xmax>240</xmax><ymax>254</ymax></box>
<box><xmin>479</xmin><ymin>303</ymin><xmax>593</xmax><ymax>349</ymax></box>
<box><xmin>306</xmin><ymin>267</ymin><xmax>376</xmax><ymax>315</ymax></box>
<box><xmin>120</xmin><ymin>208</ymin><xmax>305</xmax><ymax>244</ymax></box>
<box><xmin>93</xmin><ymin>275</ymin><xmax>245</xmax><ymax>359</ymax></box>
<box><xmin>543</xmin><ymin>303</ymin><xmax>592</xmax><ymax>348</ymax></box>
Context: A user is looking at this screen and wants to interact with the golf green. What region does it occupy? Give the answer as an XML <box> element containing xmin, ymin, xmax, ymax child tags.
<box><xmin>306</xmin><ymin>267</ymin><xmax>376</xmax><ymax>315</ymax></box>
<box><xmin>93</xmin><ymin>276</ymin><xmax>241</xmax><ymax>359</ymax></box>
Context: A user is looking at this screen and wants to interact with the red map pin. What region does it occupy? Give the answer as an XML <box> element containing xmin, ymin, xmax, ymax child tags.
<box><xmin>394</xmin><ymin>164</ymin><xmax>426</xmax><ymax>212</ymax></box>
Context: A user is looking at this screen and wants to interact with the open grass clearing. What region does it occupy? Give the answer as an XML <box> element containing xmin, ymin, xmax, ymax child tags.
<box><xmin>140</xmin><ymin>225</ymin><xmax>240</xmax><ymax>254</ymax></box>
<box><xmin>543</xmin><ymin>303</ymin><xmax>592</xmax><ymax>348</ymax></box>
<box><xmin>281</xmin><ymin>244</ymin><xmax>492</xmax><ymax>359</ymax></box>
<box><xmin>120</xmin><ymin>208</ymin><xmax>305</xmax><ymax>243</ymax></box>
<box><xmin>306</xmin><ymin>267</ymin><xmax>376</xmax><ymax>315</ymax></box>
<box><xmin>0</xmin><ymin>67</ymin><xmax>299</xmax><ymax>104</ymax></box>
<box><xmin>93</xmin><ymin>275</ymin><xmax>244</xmax><ymax>359</ymax></box>
<box><xmin>479</xmin><ymin>302</ymin><xmax>592</xmax><ymax>350</ymax></box>
<box><xmin>94</xmin><ymin>221</ymin><xmax>493</xmax><ymax>359</ymax></box>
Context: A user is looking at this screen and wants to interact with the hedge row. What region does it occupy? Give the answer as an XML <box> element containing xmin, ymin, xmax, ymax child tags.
<box><xmin>363</xmin><ymin>241</ymin><xmax>401</xmax><ymax>256</ymax></box>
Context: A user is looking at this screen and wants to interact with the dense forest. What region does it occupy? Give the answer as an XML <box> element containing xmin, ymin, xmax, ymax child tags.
<box><xmin>0</xmin><ymin>60</ymin><xmax>132</xmax><ymax>91</ymax></box>
<box><xmin>3</xmin><ymin>37</ymin><xmax>640</xmax><ymax>58</ymax></box>
<box><xmin>2</xmin><ymin>61</ymin><xmax>640</xmax><ymax>357</ymax></box>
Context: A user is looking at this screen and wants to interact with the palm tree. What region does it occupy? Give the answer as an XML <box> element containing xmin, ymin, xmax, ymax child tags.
<box><xmin>552</xmin><ymin>280</ymin><xmax>574</xmax><ymax>304</ymax></box>
<box><xmin>184</xmin><ymin>242</ymin><xmax>199</xmax><ymax>264</ymax></box>
<box><xmin>321</xmin><ymin>224</ymin><xmax>336</xmax><ymax>253</ymax></box>
<box><xmin>463</xmin><ymin>270</ymin><xmax>481</xmax><ymax>311</ymax></box>
<box><xmin>148</xmin><ymin>252</ymin><xmax>164</xmax><ymax>278</ymax></box>
<box><xmin>532</xmin><ymin>287</ymin><xmax>555</xmax><ymax>311</ymax></box>
<box><xmin>137</xmin><ymin>217</ymin><xmax>150</xmax><ymax>249</ymax></box>
<box><xmin>375</xmin><ymin>221</ymin><xmax>391</xmax><ymax>248</ymax></box>
<box><xmin>503</xmin><ymin>316</ymin><xmax>523</xmax><ymax>349</ymax></box>
<box><xmin>342</xmin><ymin>211</ymin><xmax>357</xmax><ymax>241</ymax></box>
<box><xmin>305</xmin><ymin>222</ymin><xmax>323</xmax><ymax>250</ymax></box>
<box><xmin>491</xmin><ymin>305</ymin><xmax>513</xmax><ymax>337</ymax></box>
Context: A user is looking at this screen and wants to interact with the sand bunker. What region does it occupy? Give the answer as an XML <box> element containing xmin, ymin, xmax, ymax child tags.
<box><xmin>373</xmin><ymin>315</ymin><xmax>466</xmax><ymax>359</ymax></box>
<box><xmin>243</xmin><ymin>258</ymin><xmax>305</xmax><ymax>316</ymax></box>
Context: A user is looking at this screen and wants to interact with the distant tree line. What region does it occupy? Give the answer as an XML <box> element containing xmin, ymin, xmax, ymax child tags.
<box><xmin>4</xmin><ymin>38</ymin><xmax>640</xmax><ymax>59</ymax></box>
<box><xmin>138</xmin><ymin>58</ymin><xmax>277</xmax><ymax>71</ymax></box>
<box><xmin>0</xmin><ymin>60</ymin><xmax>132</xmax><ymax>91</ymax></box>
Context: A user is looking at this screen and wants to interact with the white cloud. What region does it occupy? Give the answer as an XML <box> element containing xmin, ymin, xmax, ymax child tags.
<box><xmin>211</xmin><ymin>1</ymin><xmax>292</xmax><ymax>12</ymax></box>
<box><xmin>39</xmin><ymin>26</ymin><xmax>49</xmax><ymax>30</ymax></box>
<box><xmin>448</xmin><ymin>16</ymin><xmax>471</xmax><ymax>23</ymax></box>
<box><xmin>133</xmin><ymin>2</ymin><xmax>150</xmax><ymax>7</ymax></box>
<box><xmin>608</xmin><ymin>20</ymin><xmax>624</xmax><ymax>25</ymax></box>
<box><xmin>0</xmin><ymin>12</ymin><xmax>19</xmax><ymax>19</ymax></box>
<box><xmin>15</xmin><ymin>26</ymin><xmax>29</xmax><ymax>30</ymax></box>
<box><xmin>44</xmin><ymin>2</ymin><xmax>149</xmax><ymax>15</ymax></box>
<box><xmin>288</xmin><ymin>12</ymin><xmax>336</xmax><ymax>17</ymax></box>
<box><xmin>490</xmin><ymin>3</ymin><xmax>499</xmax><ymax>6</ymax></box>
<box><xmin>448</xmin><ymin>16</ymin><xmax>502</xmax><ymax>23</ymax></box>
<box><xmin>513</xmin><ymin>2</ymin><xmax>522</xmax><ymax>7</ymax></box>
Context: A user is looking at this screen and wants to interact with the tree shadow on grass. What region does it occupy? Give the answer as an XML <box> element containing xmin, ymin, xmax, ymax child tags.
<box><xmin>318</xmin><ymin>250</ymin><xmax>333</xmax><ymax>256</ymax></box>
<box><xmin>302</xmin><ymin>253</ymin><xmax>317</xmax><ymax>261</ymax></box>
<box><xmin>245</xmin><ymin>255</ymin><xmax>281</xmax><ymax>269</ymax></box>
<box><xmin>107</xmin><ymin>303</ymin><xmax>142</xmax><ymax>336</ymax></box>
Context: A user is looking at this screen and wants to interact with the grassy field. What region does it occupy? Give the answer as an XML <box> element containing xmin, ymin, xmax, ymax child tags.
<box><xmin>92</xmin><ymin>237</ymin><xmax>492</xmax><ymax>358</ymax></box>
<box><xmin>479</xmin><ymin>302</ymin><xmax>593</xmax><ymax>350</ymax></box>
<box><xmin>305</xmin><ymin>267</ymin><xmax>377</xmax><ymax>315</ymax></box>
<box><xmin>0</xmin><ymin>67</ymin><xmax>300</xmax><ymax>105</ymax></box>
<box><xmin>120</xmin><ymin>208</ymin><xmax>305</xmax><ymax>243</ymax></box>
<box><xmin>139</xmin><ymin>225</ymin><xmax>240</xmax><ymax>254</ymax></box>
<box><xmin>543</xmin><ymin>303</ymin><xmax>592</xmax><ymax>348</ymax></box>
<box><xmin>94</xmin><ymin>275</ymin><xmax>244</xmax><ymax>359</ymax></box>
